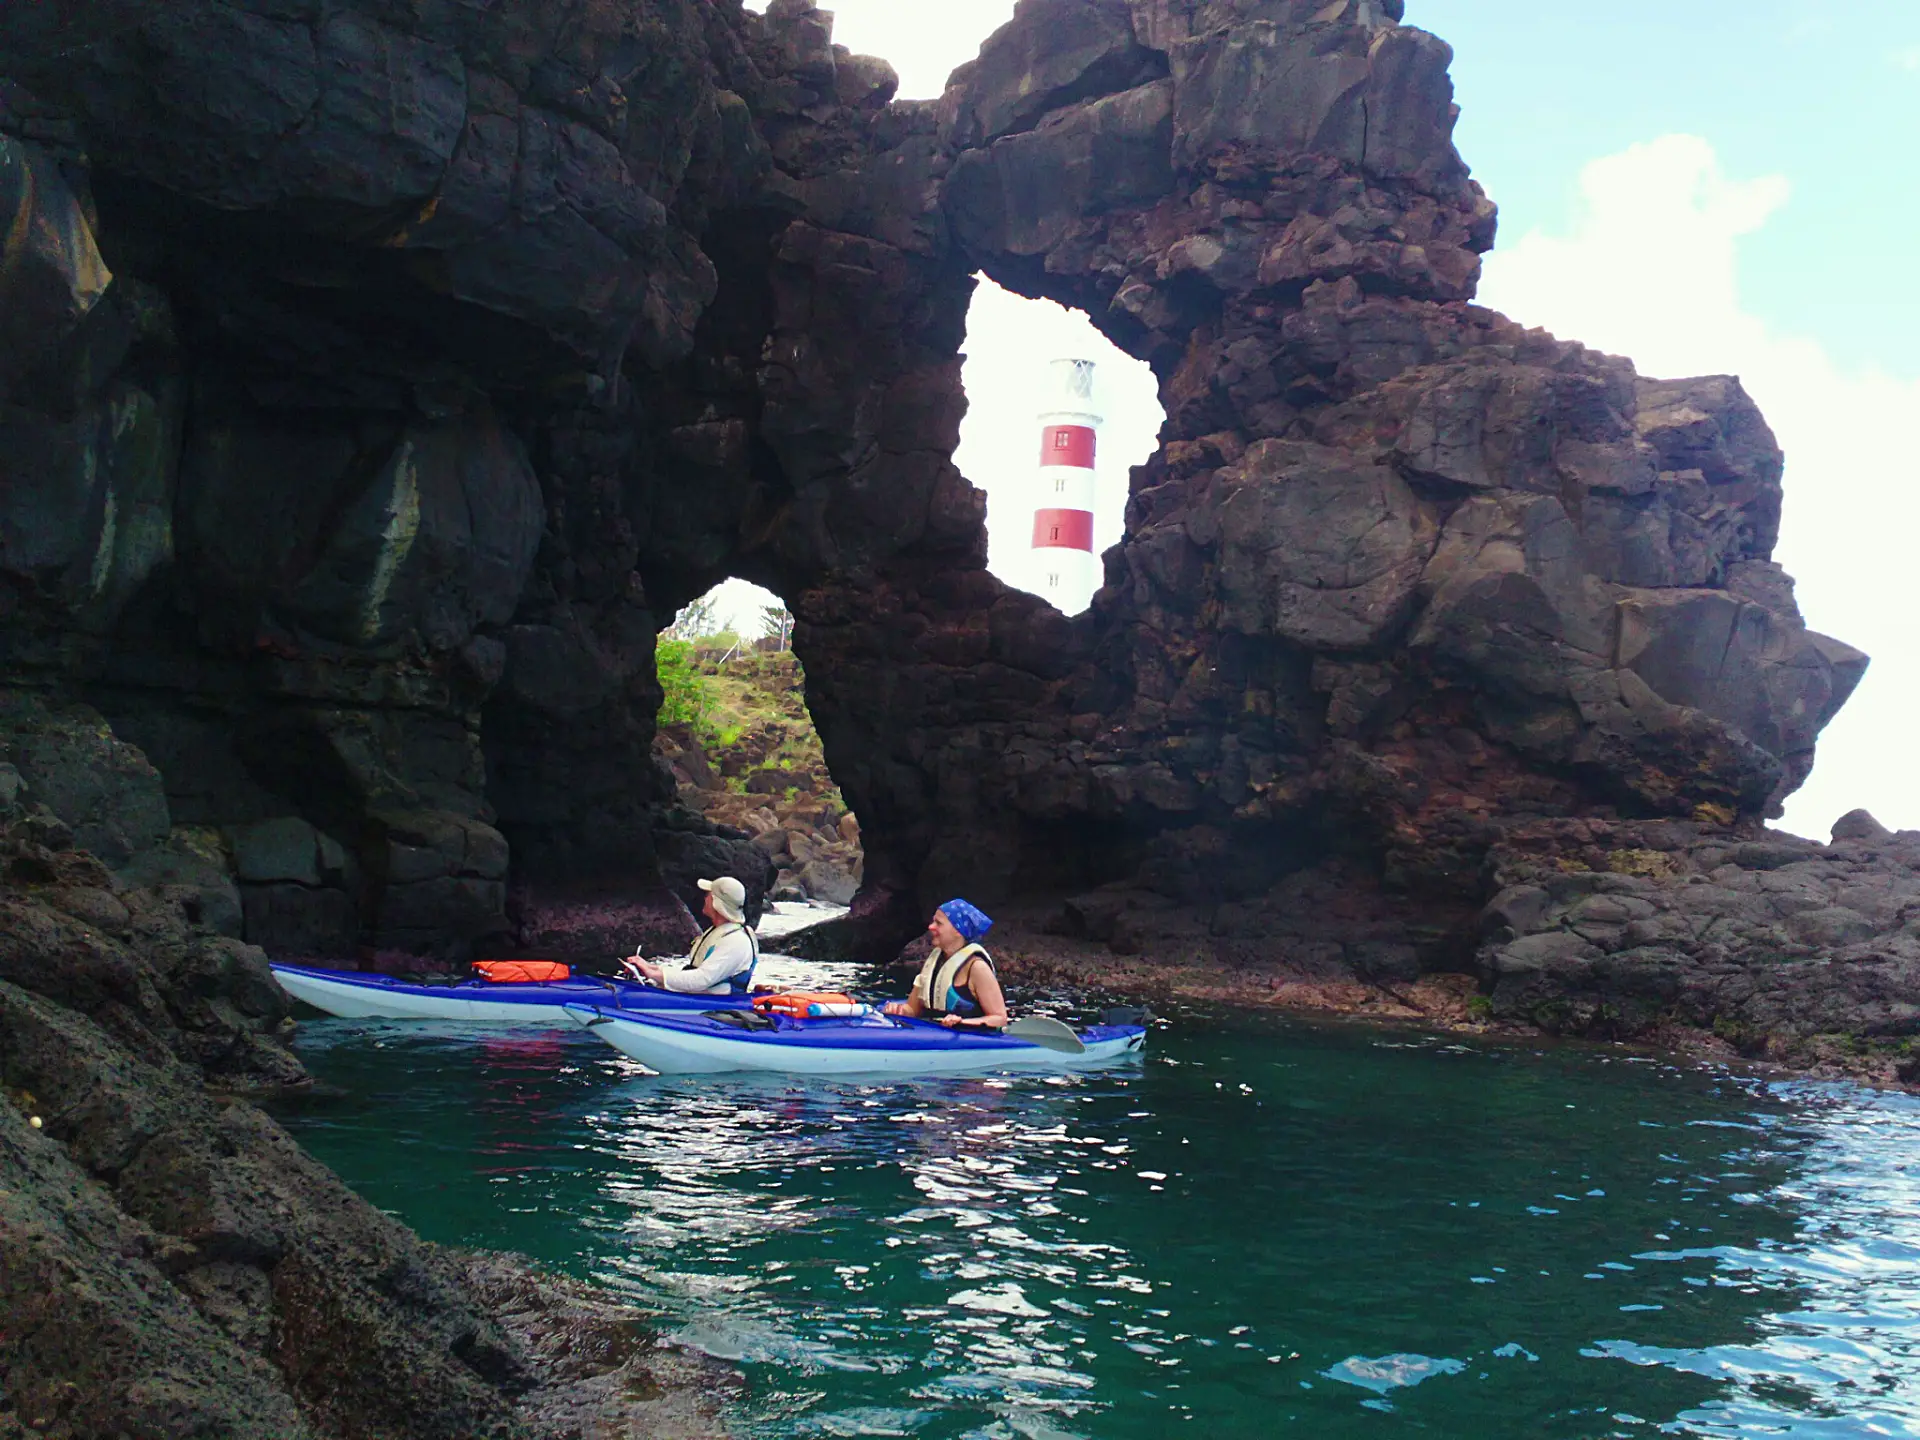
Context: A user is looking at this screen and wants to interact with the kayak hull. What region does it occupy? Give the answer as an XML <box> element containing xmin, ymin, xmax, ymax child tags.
<box><xmin>565</xmin><ymin>1003</ymin><xmax>1147</xmax><ymax>1076</ymax></box>
<box><xmin>270</xmin><ymin>964</ymin><xmax>749</xmax><ymax>1023</ymax></box>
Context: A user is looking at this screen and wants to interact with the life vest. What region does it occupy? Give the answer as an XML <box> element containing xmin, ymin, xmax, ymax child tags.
<box><xmin>753</xmin><ymin>990</ymin><xmax>858</xmax><ymax>1018</ymax></box>
<box><xmin>684</xmin><ymin>922</ymin><xmax>759</xmax><ymax>994</ymax></box>
<box><xmin>914</xmin><ymin>943</ymin><xmax>992</xmax><ymax>1017</ymax></box>
<box><xmin>472</xmin><ymin>960</ymin><xmax>571</xmax><ymax>984</ymax></box>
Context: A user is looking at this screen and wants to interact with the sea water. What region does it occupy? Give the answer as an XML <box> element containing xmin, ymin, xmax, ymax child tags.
<box><xmin>278</xmin><ymin>1008</ymin><xmax>1920</xmax><ymax>1437</ymax></box>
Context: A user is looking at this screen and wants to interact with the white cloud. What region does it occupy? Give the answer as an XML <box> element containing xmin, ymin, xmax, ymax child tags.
<box><xmin>1477</xmin><ymin>134</ymin><xmax>1920</xmax><ymax>840</ymax></box>
<box><xmin>743</xmin><ymin>0</ymin><xmax>1015</xmax><ymax>99</ymax></box>
<box><xmin>1894</xmin><ymin>45</ymin><xmax>1920</xmax><ymax>72</ymax></box>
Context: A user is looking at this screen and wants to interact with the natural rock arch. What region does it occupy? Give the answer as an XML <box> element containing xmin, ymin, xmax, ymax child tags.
<box><xmin>1</xmin><ymin>0</ymin><xmax>1864</xmax><ymax>967</ymax></box>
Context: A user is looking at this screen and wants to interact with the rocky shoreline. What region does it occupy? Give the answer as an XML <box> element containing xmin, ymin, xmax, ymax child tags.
<box><xmin>981</xmin><ymin>808</ymin><xmax>1920</xmax><ymax>1092</ymax></box>
<box><xmin>0</xmin><ymin>805</ymin><xmax>733</xmax><ymax>1439</ymax></box>
<box><xmin>4</xmin><ymin>0</ymin><xmax>1913</xmax><ymax>1427</ymax></box>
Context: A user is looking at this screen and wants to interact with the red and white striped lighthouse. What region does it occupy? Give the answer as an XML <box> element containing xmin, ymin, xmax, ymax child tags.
<box><xmin>1029</xmin><ymin>358</ymin><xmax>1101</xmax><ymax>613</ymax></box>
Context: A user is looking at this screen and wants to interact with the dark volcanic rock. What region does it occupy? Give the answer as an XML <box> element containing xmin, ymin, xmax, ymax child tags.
<box><xmin>0</xmin><ymin>815</ymin><xmax>730</xmax><ymax>1438</ymax></box>
<box><xmin>0</xmin><ymin>0</ymin><xmax>1885</xmax><ymax>1010</ymax></box>
<box><xmin>1475</xmin><ymin>818</ymin><xmax>1920</xmax><ymax>1055</ymax></box>
<box><xmin>3</xmin><ymin>0</ymin><xmax>1910</xmax><ymax>1418</ymax></box>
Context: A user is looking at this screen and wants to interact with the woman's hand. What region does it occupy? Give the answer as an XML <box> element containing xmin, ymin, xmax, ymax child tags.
<box><xmin>939</xmin><ymin>1014</ymin><xmax>964</xmax><ymax>1028</ymax></box>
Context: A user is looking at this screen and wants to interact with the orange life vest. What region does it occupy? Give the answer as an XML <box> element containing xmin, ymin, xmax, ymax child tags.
<box><xmin>472</xmin><ymin>960</ymin><xmax>572</xmax><ymax>984</ymax></box>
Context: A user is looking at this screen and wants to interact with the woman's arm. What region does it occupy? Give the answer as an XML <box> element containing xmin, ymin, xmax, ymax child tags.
<box><xmin>941</xmin><ymin>958</ymin><xmax>1008</xmax><ymax>1029</ymax></box>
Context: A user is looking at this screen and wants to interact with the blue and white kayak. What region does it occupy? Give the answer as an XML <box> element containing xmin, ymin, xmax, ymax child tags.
<box><xmin>270</xmin><ymin>963</ymin><xmax>751</xmax><ymax>1023</ymax></box>
<box><xmin>564</xmin><ymin>1002</ymin><xmax>1148</xmax><ymax>1076</ymax></box>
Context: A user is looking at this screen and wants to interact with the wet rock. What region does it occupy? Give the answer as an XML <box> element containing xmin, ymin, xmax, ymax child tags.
<box><xmin>797</xmin><ymin>857</ymin><xmax>860</xmax><ymax>907</ymax></box>
<box><xmin>0</xmin><ymin>692</ymin><xmax>170</xmax><ymax>867</ymax></box>
<box><xmin>1472</xmin><ymin>817</ymin><xmax>1920</xmax><ymax>1052</ymax></box>
<box><xmin>513</xmin><ymin>883</ymin><xmax>701</xmax><ymax>967</ymax></box>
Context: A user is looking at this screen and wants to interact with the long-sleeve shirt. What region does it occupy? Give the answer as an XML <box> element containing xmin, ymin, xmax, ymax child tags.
<box><xmin>656</xmin><ymin>923</ymin><xmax>757</xmax><ymax>993</ymax></box>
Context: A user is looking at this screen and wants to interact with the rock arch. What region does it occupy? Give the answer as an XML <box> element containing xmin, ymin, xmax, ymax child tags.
<box><xmin>0</xmin><ymin>0</ymin><xmax>1864</xmax><ymax>965</ymax></box>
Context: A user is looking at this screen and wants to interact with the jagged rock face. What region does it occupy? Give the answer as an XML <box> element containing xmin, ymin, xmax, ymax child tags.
<box><xmin>0</xmin><ymin>799</ymin><xmax>730</xmax><ymax>1437</ymax></box>
<box><xmin>0</xmin><ymin>0</ymin><xmax>1865</xmax><ymax>966</ymax></box>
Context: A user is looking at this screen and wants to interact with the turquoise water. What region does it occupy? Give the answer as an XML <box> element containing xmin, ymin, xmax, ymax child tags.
<box><xmin>277</xmin><ymin>1009</ymin><xmax>1920</xmax><ymax>1437</ymax></box>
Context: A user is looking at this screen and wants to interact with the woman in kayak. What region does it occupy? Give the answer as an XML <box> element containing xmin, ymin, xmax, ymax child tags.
<box><xmin>882</xmin><ymin>899</ymin><xmax>1008</xmax><ymax>1030</ymax></box>
<box><xmin>621</xmin><ymin>876</ymin><xmax>760</xmax><ymax>994</ymax></box>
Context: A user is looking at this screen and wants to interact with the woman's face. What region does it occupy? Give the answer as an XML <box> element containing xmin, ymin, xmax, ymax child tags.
<box><xmin>928</xmin><ymin>910</ymin><xmax>964</xmax><ymax>952</ymax></box>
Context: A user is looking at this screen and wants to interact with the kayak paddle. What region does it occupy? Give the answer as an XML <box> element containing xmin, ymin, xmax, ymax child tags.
<box><xmin>1003</xmin><ymin>1017</ymin><xmax>1086</xmax><ymax>1054</ymax></box>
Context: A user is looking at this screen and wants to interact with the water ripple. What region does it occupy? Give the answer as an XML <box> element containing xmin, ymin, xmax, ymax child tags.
<box><xmin>280</xmin><ymin>1013</ymin><xmax>1920</xmax><ymax>1438</ymax></box>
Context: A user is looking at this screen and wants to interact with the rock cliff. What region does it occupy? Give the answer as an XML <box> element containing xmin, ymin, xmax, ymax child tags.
<box><xmin>1</xmin><ymin>0</ymin><xmax>1893</xmax><ymax>1014</ymax></box>
<box><xmin>4</xmin><ymin>0</ymin><xmax>1911</xmax><ymax>1426</ymax></box>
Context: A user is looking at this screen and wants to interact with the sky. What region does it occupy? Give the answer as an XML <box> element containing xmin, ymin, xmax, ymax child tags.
<box><xmin>716</xmin><ymin>0</ymin><xmax>1920</xmax><ymax>841</ymax></box>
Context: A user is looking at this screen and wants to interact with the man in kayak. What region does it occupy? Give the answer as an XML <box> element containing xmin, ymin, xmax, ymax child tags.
<box><xmin>881</xmin><ymin>899</ymin><xmax>1008</xmax><ymax>1030</ymax></box>
<box><xmin>621</xmin><ymin>876</ymin><xmax>760</xmax><ymax>995</ymax></box>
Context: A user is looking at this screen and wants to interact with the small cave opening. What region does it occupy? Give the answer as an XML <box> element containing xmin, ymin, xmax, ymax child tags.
<box><xmin>650</xmin><ymin>580</ymin><xmax>863</xmax><ymax>923</ymax></box>
<box><xmin>958</xmin><ymin>278</ymin><xmax>1163</xmax><ymax>616</ymax></box>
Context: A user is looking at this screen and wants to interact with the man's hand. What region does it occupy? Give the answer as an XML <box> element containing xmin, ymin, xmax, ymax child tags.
<box><xmin>620</xmin><ymin>956</ymin><xmax>664</xmax><ymax>983</ymax></box>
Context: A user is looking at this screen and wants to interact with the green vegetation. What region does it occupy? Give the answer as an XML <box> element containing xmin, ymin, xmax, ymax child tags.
<box><xmin>654</xmin><ymin>633</ymin><xmax>846</xmax><ymax>821</ymax></box>
<box><xmin>654</xmin><ymin>638</ymin><xmax>714</xmax><ymax>732</ymax></box>
<box><xmin>653</xmin><ymin>594</ymin><xmax>849</xmax><ymax>847</ymax></box>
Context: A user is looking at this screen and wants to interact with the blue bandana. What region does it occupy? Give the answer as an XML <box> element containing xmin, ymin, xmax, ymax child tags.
<box><xmin>938</xmin><ymin>898</ymin><xmax>993</xmax><ymax>943</ymax></box>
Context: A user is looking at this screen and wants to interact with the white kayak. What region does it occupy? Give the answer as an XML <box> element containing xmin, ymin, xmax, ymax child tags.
<box><xmin>270</xmin><ymin>963</ymin><xmax>753</xmax><ymax>1023</ymax></box>
<box><xmin>564</xmin><ymin>1002</ymin><xmax>1148</xmax><ymax>1076</ymax></box>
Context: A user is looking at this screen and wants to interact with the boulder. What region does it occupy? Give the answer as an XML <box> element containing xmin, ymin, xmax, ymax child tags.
<box><xmin>0</xmin><ymin>692</ymin><xmax>170</xmax><ymax>867</ymax></box>
<box><xmin>797</xmin><ymin>856</ymin><xmax>861</xmax><ymax>907</ymax></box>
<box><xmin>229</xmin><ymin>816</ymin><xmax>332</xmax><ymax>886</ymax></box>
<box><xmin>1833</xmin><ymin>808</ymin><xmax>1893</xmax><ymax>844</ymax></box>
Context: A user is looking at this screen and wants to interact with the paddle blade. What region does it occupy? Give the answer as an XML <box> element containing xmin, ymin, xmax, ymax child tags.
<box><xmin>1004</xmin><ymin>1017</ymin><xmax>1086</xmax><ymax>1054</ymax></box>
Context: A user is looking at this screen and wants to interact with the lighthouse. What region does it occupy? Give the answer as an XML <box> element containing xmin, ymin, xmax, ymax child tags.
<box><xmin>1029</xmin><ymin>357</ymin><xmax>1101</xmax><ymax>614</ymax></box>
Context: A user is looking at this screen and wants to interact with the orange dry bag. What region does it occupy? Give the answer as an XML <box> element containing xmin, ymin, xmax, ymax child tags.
<box><xmin>752</xmin><ymin>990</ymin><xmax>856</xmax><ymax>1018</ymax></box>
<box><xmin>472</xmin><ymin>960</ymin><xmax>572</xmax><ymax>984</ymax></box>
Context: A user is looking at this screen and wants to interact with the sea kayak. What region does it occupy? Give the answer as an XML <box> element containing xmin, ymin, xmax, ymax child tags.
<box><xmin>564</xmin><ymin>1002</ymin><xmax>1148</xmax><ymax>1076</ymax></box>
<box><xmin>271</xmin><ymin>963</ymin><xmax>753</xmax><ymax>1022</ymax></box>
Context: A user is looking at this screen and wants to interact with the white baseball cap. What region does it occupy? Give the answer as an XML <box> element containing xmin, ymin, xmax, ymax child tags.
<box><xmin>698</xmin><ymin>875</ymin><xmax>747</xmax><ymax>922</ymax></box>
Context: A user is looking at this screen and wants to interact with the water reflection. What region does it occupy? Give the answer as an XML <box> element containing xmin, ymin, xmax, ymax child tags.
<box><xmin>280</xmin><ymin>1015</ymin><xmax>1920</xmax><ymax>1438</ymax></box>
<box><xmin>1591</xmin><ymin>1083</ymin><xmax>1920</xmax><ymax>1436</ymax></box>
<box><xmin>571</xmin><ymin>1070</ymin><xmax>1155</xmax><ymax>1436</ymax></box>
